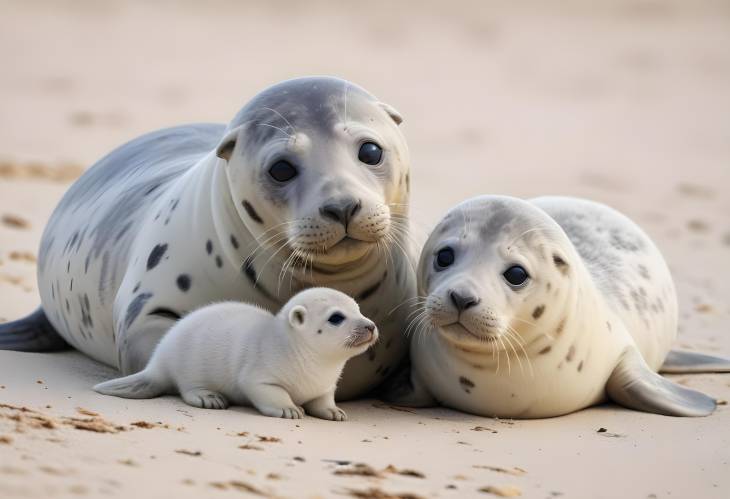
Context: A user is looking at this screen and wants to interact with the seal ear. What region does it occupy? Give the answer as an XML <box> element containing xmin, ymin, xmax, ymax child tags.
<box><xmin>288</xmin><ymin>305</ymin><xmax>307</xmax><ymax>330</ymax></box>
<box><xmin>216</xmin><ymin>126</ymin><xmax>243</xmax><ymax>161</ymax></box>
<box><xmin>378</xmin><ymin>102</ymin><xmax>403</xmax><ymax>125</ymax></box>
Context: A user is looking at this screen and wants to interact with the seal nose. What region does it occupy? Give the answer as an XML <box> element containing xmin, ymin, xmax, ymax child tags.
<box><xmin>320</xmin><ymin>198</ymin><xmax>361</xmax><ymax>227</ymax></box>
<box><xmin>364</xmin><ymin>321</ymin><xmax>376</xmax><ymax>333</ymax></box>
<box><xmin>449</xmin><ymin>290</ymin><xmax>480</xmax><ymax>312</ymax></box>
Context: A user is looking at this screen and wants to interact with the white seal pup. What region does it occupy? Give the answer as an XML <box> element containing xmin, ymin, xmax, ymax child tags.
<box><xmin>387</xmin><ymin>195</ymin><xmax>729</xmax><ymax>417</ymax></box>
<box><xmin>94</xmin><ymin>288</ymin><xmax>378</xmax><ymax>420</ymax></box>
<box><xmin>0</xmin><ymin>76</ymin><xmax>416</xmax><ymax>400</ymax></box>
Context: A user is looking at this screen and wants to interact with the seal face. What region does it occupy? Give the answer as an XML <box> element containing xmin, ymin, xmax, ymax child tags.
<box><xmin>1</xmin><ymin>77</ymin><xmax>416</xmax><ymax>400</ymax></box>
<box><xmin>398</xmin><ymin>195</ymin><xmax>720</xmax><ymax>418</ymax></box>
<box><xmin>93</xmin><ymin>288</ymin><xmax>379</xmax><ymax>421</ymax></box>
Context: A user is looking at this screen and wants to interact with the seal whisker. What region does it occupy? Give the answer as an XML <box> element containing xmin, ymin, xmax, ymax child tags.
<box><xmin>387</xmin><ymin>296</ymin><xmax>428</xmax><ymax>316</ymax></box>
<box><xmin>259</xmin><ymin>107</ymin><xmax>296</xmax><ymax>134</ymax></box>
<box><xmin>255</xmin><ymin>122</ymin><xmax>292</xmax><ymax>138</ymax></box>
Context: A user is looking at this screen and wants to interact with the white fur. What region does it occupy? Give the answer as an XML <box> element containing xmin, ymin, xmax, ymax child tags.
<box><xmin>94</xmin><ymin>288</ymin><xmax>378</xmax><ymax>420</ymax></box>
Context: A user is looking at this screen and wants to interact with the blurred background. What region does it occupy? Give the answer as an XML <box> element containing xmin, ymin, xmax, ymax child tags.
<box><xmin>1</xmin><ymin>0</ymin><xmax>729</xmax><ymax>347</ymax></box>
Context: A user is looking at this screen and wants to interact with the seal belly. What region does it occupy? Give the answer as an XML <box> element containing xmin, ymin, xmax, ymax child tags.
<box><xmin>36</xmin><ymin>124</ymin><xmax>225</xmax><ymax>366</ymax></box>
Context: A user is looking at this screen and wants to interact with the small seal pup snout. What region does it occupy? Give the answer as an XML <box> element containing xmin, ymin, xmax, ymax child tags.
<box><xmin>347</xmin><ymin>319</ymin><xmax>378</xmax><ymax>348</ymax></box>
<box><xmin>93</xmin><ymin>288</ymin><xmax>376</xmax><ymax>421</ymax></box>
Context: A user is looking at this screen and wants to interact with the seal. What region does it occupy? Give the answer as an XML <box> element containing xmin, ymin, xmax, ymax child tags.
<box><xmin>387</xmin><ymin>195</ymin><xmax>729</xmax><ymax>417</ymax></box>
<box><xmin>0</xmin><ymin>76</ymin><xmax>417</xmax><ymax>400</ymax></box>
<box><xmin>94</xmin><ymin>288</ymin><xmax>378</xmax><ymax>420</ymax></box>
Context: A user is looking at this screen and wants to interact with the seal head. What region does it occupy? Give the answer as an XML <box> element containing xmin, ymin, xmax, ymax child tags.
<box><xmin>419</xmin><ymin>196</ymin><xmax>573</xmax><ymax>355</ymax></box>
<box><xmin>216</xmin><ymin>77</ymin><xmax>409</xmax><ymax>268</ymax></box>
<box><xmin>281</xmin><ymin>287</ymin><xmax>379</xmax><ymax>358</ymax></box>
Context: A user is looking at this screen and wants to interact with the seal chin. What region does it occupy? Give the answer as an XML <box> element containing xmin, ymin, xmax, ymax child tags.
<box><xmin>310</xmin><ymin>236</ymin><xmax>377</xmax><ymax>266</ymax></box>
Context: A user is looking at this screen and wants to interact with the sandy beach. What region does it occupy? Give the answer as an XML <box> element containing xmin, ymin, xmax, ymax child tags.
<box><xmin>1</xmin><ymin>1</ymin><xmax>729</xmax><ymax>497</ymax></box>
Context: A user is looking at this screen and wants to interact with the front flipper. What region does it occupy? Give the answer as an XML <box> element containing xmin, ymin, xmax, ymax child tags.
<box><xmin>379</xmin><ymin>361</ymin><xmax>437</xmax><ymax>408</ymax></box>
<box><xmin>606</xmin><ymin>348</ymin><xmax>716</xmax><ymax>417</ymax></box>
<box><xmin>660</xmin><ymin>350</ymin><xmax>730</xmax><ymax>374</ymax></box>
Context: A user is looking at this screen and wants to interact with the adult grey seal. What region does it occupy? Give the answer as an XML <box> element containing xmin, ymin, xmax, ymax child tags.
<box><xmin>387</xmin><ymin>195</ymin><xmax>729</xmax><ymax>417</ymax></box>
<box><xmin>0</xmin><ymin>76</ymin><xmax>416</xmax><ymax>400</ymax></box>
<box><xmin>94</xmin><ymin>288</ymin><xmax>378</xmax><ymax>420</ymax></box>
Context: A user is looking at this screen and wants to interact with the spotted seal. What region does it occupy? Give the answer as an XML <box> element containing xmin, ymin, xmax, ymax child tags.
<box><xmin>0</xmin><ymin>76</ymin><xmax>416</xmax><ymax>400</ymax></box>
<box><xmin>94</xmin><ymin>288</ymin><xmax>378</xmax><ymax>420</ymax></box>
<box><xmin>386</xmin><ymin>195</ymin><xmax>729</xmax><ymax>417</ymax></box>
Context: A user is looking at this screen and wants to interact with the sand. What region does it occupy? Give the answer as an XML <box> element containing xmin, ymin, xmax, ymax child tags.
<box><xmin>1</xmin><ymin>0</ymin><xmax>729</xmax><ymax>497</ymax></box>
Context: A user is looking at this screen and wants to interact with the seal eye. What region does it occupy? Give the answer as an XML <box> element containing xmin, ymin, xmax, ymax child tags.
<box><xmin>358</xmin><ymin>142</ymin><xmax>383</xmax><ymax>165</ymax></box>
<box><xmin>503</xmin><ymin>265</ymin><xmax>530</xmax><ymax>286</ymax></box>
<box><xmin>327</xmin><ymin>312</ymin><xmax>346</xmax><ymax>326</ymax></box>
<box><xmin>435</xmin><ymin>247</ymin><xmax>455</xmax><ymax>270</ymax></box>
<box><xmin>268</xmin><ymin>160</ymin><xmax>298</xmax><ymax>182</ymax></box>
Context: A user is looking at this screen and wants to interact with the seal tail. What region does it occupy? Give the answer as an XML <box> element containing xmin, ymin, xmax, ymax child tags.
<box><xmin>0</xmin><ymin>307</ymin><xmax>70</xmax><ymax>352</ymax></box>
<box><xmin>659</xmin><ymin>349</ymin><xmax>730</xmax><ymax>374</ymax></box>
<box><xmin>93</xmin><ymin>371</ymin><xmax>167</xmax><ymax>399</ymax></box>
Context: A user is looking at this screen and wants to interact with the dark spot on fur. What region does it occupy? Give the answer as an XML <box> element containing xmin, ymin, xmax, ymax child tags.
<box><xmin>215</xmin><ymin>255</ymin><xmax>223</xmax><ymax>268</ymax></box>
<box><xmin>606</xmin><ymin>321</ymin><xmax>612</xmax><ymax>332</ymax></box>
<box><xmin>553</xmin><ymin>254</ymin><xmax>568</xmax><ymax>274</ymax></box>
<box><xmin>578</xmin><ymin>360</ymin><xmax>584</xmax><ymax>372</ymax></box>
<box><xmin>242</xmin><ymin>256</ymin><xmax>257</xmax><ymax>282</ymax></box>
<box><xmin>144</xmin><ymin>183</ymin><xmax>161</xmax><ymax>196</ymax></box>
<box><xmin>69</xmin><ymin>278</ymin><xmax>73</xmax><ymax>291</ymax></box>
<box><xmin>176</xmin><ymin>274</ymin><xmax>191</xmax><ymax>292</ymax></box>
<box><xmin>638</xmin><ymin>264</ymin><xmax>650</xmax><ymax>280</ymax></box>
<box><xmin>124</xmin><ymin>292</ymin><xmax>153</xmax><ymax>329</ymax></box>
<box><xmin>65</xmin><ymin>299</ymin><xmax>70</xmax><ymax>312</ymax></box>
<box><xmin>317</xmin><ymin>329</ymin><xmax>322</xmax><ymax>334</ymax></box>
<box><xmin>357</xmin><ymin>275</ymin><xmax>385</xmax><ymax>301</ymax></box>
<box><xmin>538</xmin><ymin>345</ymin><xmax>552</xmax><ymax>355</ymax></box>
<box><xmin>147</xmin><ymin>244</ymin><xmax>168</xmax><ymax>271</ymax></box>
<box><xmin>556</xmin><ymin>318</ymin><xmax>566</xmax><ymax>335</ymax></box>
<box><xmin>133</xmin><ymin>282</ymin><xmax>140</xmax><ymax>293</ymax></box>
<box><xmin>532</xmin><ymin>305</ymin><xmax>545</xmax><ymax>319</ymax></box>
<box><xmin>566</xmin><ymin>345</ymin><xmax>576</xmax><ymax>362</ymax></box>
<box><xmin>546</xmin><ymin>282</ymin><xmax>551</xmax><ymax>291</ymax></box>
<box><xmin>459</xmin><ymin>376</ymin><xmax>475</xmax><ymax>392</ymax></box>
<box><xmin>206</xmin><ymin>240</ymin><xmax>213</xmax><ymax>255</ymax></box>
<box><xmin>230</xmin><ymin>234</ymin><xmax>240</xmax><ymax>250</ymax></box>
<box><xmin>242</xmin><ymin>200</ymin><xmax>264</xmax><ymax>224</ymax></box>
<box><xmin>367</xmin><ymin>348</ymin><xmax>376</xmax><ymax>361</ymax></box>
<box><xmin>67</xmin><ymin>260</ymin><xmax>70</xmax><ymax>273</ymax></box>
<box><xmin>241</xmin><ymin>256</ymin><xmax>276</xmax><ymax>301</ymax></box>
<box><xmin>149</xmin><ymin>307</ymin><xmax>181</xmax><ymax>321</ymax></box>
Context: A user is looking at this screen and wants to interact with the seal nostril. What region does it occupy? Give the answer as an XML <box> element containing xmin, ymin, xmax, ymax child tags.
<box><xmin>319</xmin><ymin>198</ymin><xmax>360</xmax><ymax>227</ymax></box>
<box><xmin>450</xmin><ymin>290</ymin><xmax>480</xmax><ymax>312</ymax></box>
<box><xmin>349</xmin><ymin>200</ymin><xmax>362</xmax><ymax>219</ymax></box>
<box><xmin>365</xmin><ymin>322</ymin><xmax>375</xmax><ymax>332</ymax></box>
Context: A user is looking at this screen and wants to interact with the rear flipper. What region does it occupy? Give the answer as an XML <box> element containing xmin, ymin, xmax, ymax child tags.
<box><xmin>93</xmin><ymin>371</ymin><xmax>167</xmax><ymax>399</ymax></box>
<box><xmin>660</xmin><ymin>349</ymin><xmax>730</xmax><ymax>374</ymax></box>
<box><xmin>606</xmin><ymin>348</ymin><xmax>716</xmax><ymax>417</ymax></box>
<box><xmin>0</xmin><ymin>308</ymin><xmax>69</xmax><ymax>352</ymax></box>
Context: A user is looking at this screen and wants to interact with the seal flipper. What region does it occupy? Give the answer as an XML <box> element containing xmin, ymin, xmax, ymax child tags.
<box><xmin>606</xmin><ymin>348</ymin><xmax>716</xmax><ymax>417</ymax></box>
<box><xmin>0</xmin><ymin>307</ymin><xmax>69</xmax><ymax>352</ymax></box>
<box><xmin>379</xmin><ymin>361</ymin><xmax>437</xmax><ymax>407</ymax></box>
<box><xmin>659</xmin><ymin>349</ymin><xmax>730</xmax><ymax>374</ymax></box>
<box><xmin>93</xmin><ymin>371</ymin><xmax>167</xmax><ymax>399</ymax></box>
